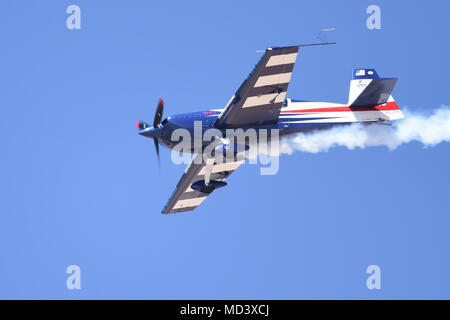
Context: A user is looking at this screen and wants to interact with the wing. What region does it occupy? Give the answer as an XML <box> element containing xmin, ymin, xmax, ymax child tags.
<box><xmin>214</xmin><ymin>45</ymin><xmax>299</xmax><ymax>128</ymax></box>
<box><xmin>162</xmin><ymin>154</ymin><xmax>244</xmax><ymax>214</ymax></box>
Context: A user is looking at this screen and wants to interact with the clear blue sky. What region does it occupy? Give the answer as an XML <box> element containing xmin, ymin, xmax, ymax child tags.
<box><xmin>1</xmin><ymin>0</ymin><xmax>449</xmax><ymax>299</ymax></box>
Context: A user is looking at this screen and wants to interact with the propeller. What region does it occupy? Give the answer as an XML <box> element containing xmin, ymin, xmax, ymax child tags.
<box><xmin>153</xmin><ymin>98</ymin><xmax>164</xmax><ymax>166</ymax></box>
<box><xmin>136</xmin><ymin>98</ymin><xmax>165</xmax><ymax>166</ymax></box>
<box><xmin>154</xmin><ymin>98</ymin><xmax>164</xmax><ymax>128</ymax></box>
<box><xmin>153</xmin><ymin>137</ymin><xmax>160</xmax><ymax>166</ymax></box>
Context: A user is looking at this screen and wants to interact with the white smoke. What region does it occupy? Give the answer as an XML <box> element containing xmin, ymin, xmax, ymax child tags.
<box><xmin>279</xmin><ymin>106</ymin><xmax>450</xmax><ymax>154</ymax></box>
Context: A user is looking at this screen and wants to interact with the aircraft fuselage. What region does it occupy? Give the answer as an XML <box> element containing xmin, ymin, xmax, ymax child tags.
<box><xmin>140</xmin><ymin>98</ymin><xmax>404</xmax><ymax>153</ymax></box>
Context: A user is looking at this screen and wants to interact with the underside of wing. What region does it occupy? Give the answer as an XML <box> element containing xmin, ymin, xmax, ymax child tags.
<box><xmin>214</xmin><ymin>46</ymin><xmax>299</xmax><ymax>128</ymax></box>
<box><xmin>162</xmin><ymin>155</ymin><xmax>244</xmax><ymax>214</ymax></box>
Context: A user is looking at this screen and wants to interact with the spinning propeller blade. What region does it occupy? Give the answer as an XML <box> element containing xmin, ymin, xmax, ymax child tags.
<box><xmin>136</xmin><ymin>97</ymin><xmax>165</xmax><ymax>167</ymax></box>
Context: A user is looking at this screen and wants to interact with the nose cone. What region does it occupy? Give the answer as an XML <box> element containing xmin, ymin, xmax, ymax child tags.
<box><xmin>138</xmin><ymin>126</ymin><xmax>162</xmax><ymax>138</ymax></box>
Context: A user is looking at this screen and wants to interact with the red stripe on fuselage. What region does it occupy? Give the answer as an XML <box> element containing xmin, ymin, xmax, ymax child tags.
<box><xmin>280</xmin><ymin>101</ymin><xmax>400</xmax><ymax>114</ymax></box>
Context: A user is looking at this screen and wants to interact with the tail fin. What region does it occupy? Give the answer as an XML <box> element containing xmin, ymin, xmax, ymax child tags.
<box><xmin>348</xmin><ymin>69</ymin><xmax>398</xmax><ymax>107</ymax></box>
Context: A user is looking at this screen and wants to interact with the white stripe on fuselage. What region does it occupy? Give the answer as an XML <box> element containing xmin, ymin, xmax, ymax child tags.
<box><xmin>279</xmin><ymin>101</ymin><xmax>403</xmax><ymax>123</ymax></box>
<box><xmin>209</xmin><ymin>99</ymin><xmax>404</xmax><ymax>125</ymax></box>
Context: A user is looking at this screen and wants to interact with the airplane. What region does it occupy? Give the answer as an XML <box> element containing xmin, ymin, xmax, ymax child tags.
<box><xmin>137</xmin><ymin>43</ymin><xmax>404</xmax><ymax>214</ymax></box>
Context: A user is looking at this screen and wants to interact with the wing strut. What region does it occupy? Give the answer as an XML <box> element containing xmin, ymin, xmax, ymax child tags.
<box><xmin>204</xmin><ymin>157</ymin><xmax>215</xmax><ymax>186</ymax></box>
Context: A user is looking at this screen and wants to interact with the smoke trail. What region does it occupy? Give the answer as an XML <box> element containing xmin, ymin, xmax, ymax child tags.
<box><xmin>280</xmin><ymin>106</ymin><xmax>450</xmax><ymax>154</ymax></box>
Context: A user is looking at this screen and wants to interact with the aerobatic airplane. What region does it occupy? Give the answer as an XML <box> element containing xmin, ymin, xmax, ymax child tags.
<box><xmin>137</xmin><ymin>43</ymin><xmax>403</xmax><ymax>214</ymax></box>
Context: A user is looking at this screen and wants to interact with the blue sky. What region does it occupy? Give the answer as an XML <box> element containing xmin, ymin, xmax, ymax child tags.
<box><xmin>1</xmin><ymin>0</ymin><xmax>449</xmax><ymax>299</ymax></box>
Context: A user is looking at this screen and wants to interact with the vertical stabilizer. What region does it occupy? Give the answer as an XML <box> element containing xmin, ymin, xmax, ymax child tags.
<box><xmin>348</xmin><ymin>69</ymin><xmax>398</xmax><ymax>107</ymax></box>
